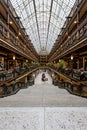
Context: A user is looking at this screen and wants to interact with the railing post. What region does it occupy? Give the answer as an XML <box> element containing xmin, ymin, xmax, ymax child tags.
<box><xmin>78</xmin><ymin>83</ymin><xmax>83</xmax><ymax>95</ymax></box>
<box><xmin>83</xmin><ymin>57</ymin><xmax>85</xmax><ymax>71</ymax></box>
<box><xmin>3</xmin><ymin>84</ymin><xmax>7</xmax><ymax>95</ymax></box>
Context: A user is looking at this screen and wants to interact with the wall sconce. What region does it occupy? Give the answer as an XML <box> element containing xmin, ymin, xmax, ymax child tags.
<box><xmin>32</xmin><ymin>73</ymin><xmax>35</xmax><ymax>79</ymax></box>
<box><xmin>52</xmin><ymin>73</ymin><xmax>54</xmax><ymax>78</ymax></box>
<box><xmin>9</xmin><ymin>21</ymin><xmax>13</xmax><ymax>24</ymax></box>
<box><xmin>66</xmin><ymin>32</ymin><xmax>68</xmax><ymax>35</ymax></box>
<box><xmin>26</xmin><ymin>59</ymin><xmax>28</xmax><ymax>62</ymax></box>
<box><xmin>68</xmin><ymin>36</ymin><xmax>70</xmax><ymax>39</ymax></box>
<box><xmin>18</xmin><ymin>32</ymin><xmax>21</xmax><ymax>36</ymax></box>
<box><xmin>16</xmin><ymin>36</ymin><xmax>18</xmax><ymax>39</ymax></box>
<box><xmin>59</xmin><ymin>59</ymin><xmax>61</xmax><ymax>62</ymax></box>
<box><xmin>74</xmin><ymin>20</ymin><xmax>77</xmax><ymax>24</ymax></box>
<box><xmin>71</xmin><ymin>55</ymin><xmax>73</xmax><ymax>60</ymax></box>
<box><xmin>13</xmin><ymin>55</ymin><xmax>15</xmax><ymax>60</ymax></box>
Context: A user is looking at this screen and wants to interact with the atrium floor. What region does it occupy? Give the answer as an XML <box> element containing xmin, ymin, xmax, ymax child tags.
<box><xmin>0</xmin><ymin>72</ymin><xmax>87</xmax><ymax>130</ymax></box>
<box><xmin>0</xmin><ymin>71</ymin><xmax>87</xmax><ymax>107</ymax></box>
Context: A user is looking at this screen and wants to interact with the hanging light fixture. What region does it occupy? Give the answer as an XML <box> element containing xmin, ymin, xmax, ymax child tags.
<box><xmin>26</xmin><ymin>59</ymin><xmax>28</xmax><ymax>62</ymax></box>
<box><xmin>9</xmin><ymin>21</ymin><xmax>13</xmax><ymax>24</ymax></box>
<box><xmin>13</xmin><ymin>55</ymin><xmax>15</xmax><ymax>60</ymax></box>
<box><xmin>52</xmin><ymin>73</ymin><xmax>54</xmax><ymax>78</ymax></box>
<box><xmin>71</xmin><ymin>55</ymin><xmax>73</xmax><ymax>60</ymax></box>
<box><xmin>18</xmin><ymin>32</ymin><xmax>21</xmax><ymax>36</ymax></box>
<box><xmin>59</xmin><ymin>59</ymin><xmax>61</xmax><ymax>62</ymax></box>
<box><xmin>74</xmin><ymin>20</ymin><xmax>77</xmax><ymax>24</ymax></box>
<box><xmin>16</xmin><ymin>36</ymin><xmax>18</xmax><ymax>39</ymax></box>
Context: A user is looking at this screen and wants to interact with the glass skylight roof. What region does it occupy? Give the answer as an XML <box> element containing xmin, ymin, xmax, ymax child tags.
<box><xmin>10</xmin><ymin>0</ymin><xmax>76</xmax><ymax>55</ymax></box>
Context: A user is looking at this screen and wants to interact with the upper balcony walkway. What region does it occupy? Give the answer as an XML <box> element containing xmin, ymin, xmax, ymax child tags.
<box><xmin>0</xmin><ymin>71</ymin><xmax>87</xmax><ymax>107</ymax></box>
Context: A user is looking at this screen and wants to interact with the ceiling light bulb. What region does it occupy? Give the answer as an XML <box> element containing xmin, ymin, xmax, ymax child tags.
<box><xmin>13</xmin><ymin>55</ymin><xmax>15</xmax><ymax>60</ymax></box>
<box><xmin>74</xmin><ymin>20</ymin><xmax>77</xmax><ymax>24</ymax></box>
<box><xmin>19</xmin><ymin>32</ymin><xmax>21</xmax><ymax>35</ymax></box>
<box><xmin>71</xmin><ymin>55</ymin><xmax>73</xmax><ymax>60</ymax></box>
<box><xmin>9</xmin><ymin>21</ymin><xmax>13</xmax><ymax>24</ymax></box>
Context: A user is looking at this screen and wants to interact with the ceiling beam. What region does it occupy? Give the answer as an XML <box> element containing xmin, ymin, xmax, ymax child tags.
<box><xmin>33</xmin><ymin>0</ymin><xmax>41</xmax><ymax>49</ymax></box>
<box><xmin>45</xmin><ymin>0</ymin><xmax>53</xmax><ymax>50</ymax></box>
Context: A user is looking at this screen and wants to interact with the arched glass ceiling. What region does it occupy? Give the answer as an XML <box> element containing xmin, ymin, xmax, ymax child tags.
<box><xmin>10</xmin><ymin>0</ymin><xmax>76</xmax><ymax>55</ymax></box>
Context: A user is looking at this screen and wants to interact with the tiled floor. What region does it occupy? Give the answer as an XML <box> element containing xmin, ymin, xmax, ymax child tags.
<box><xmin>0</xmin><ymin>72</ymin><xmax>87</xmax><ymax>130</ymax></box>
<box><xmin>0</xmin><ymin>107</ymin><xmax>87</xmax><ymax>130</ymax></box>
<box><xmin>0</xmin><ymin>72</ymin><xmax>87</xmax><ymax>107</ymax></box>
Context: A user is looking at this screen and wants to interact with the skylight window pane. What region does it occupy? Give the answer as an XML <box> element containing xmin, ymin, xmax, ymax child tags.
<box><xmin>10</xmin><ymin>0</ymin><xmax>76</xmax><ymax>55</ymax></box>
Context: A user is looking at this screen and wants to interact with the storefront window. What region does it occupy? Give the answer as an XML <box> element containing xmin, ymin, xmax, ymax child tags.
<box><xmin>79</xmin><ymin>28</ymin><xmax>83</xmax><ymax>37</ymax></box>
<box><xmin>84</xmin><ymin>24</ymin><xmax>87</xmax><ymax>34</ymax></box>
<box><xmin>0</xmin><ymin>25</ymin><xmax>3</xmax><ymax>31</ymax></box>
<box><xmin>0</xmin><ymin>57</ymin><xmax>4</xmax><ymax>70</ymax></box>
<box><xmin>3</xmin><ymin>28</ymin><xmax>7</xmax><ymax>35</ymax></box>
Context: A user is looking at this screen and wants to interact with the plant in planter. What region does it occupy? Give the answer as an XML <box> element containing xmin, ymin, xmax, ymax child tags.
<box><xmin>23</xmin><ymin>62</ymin><xmax>28</xmax><ymax>69</ymax></box>
<box><xmin>59</xmin><ymin>60</ymin><xmax>65</xmax><ymax>72</ymax></box>
<box><xmin>46</xmin><ymin>62</ymin><xmax>54</xmax><ymax>67</ymax></box>
<box><xmin>31</xmin><ymin>61</ymin><xmax>40</xmax><ymax>67</ymax></box>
